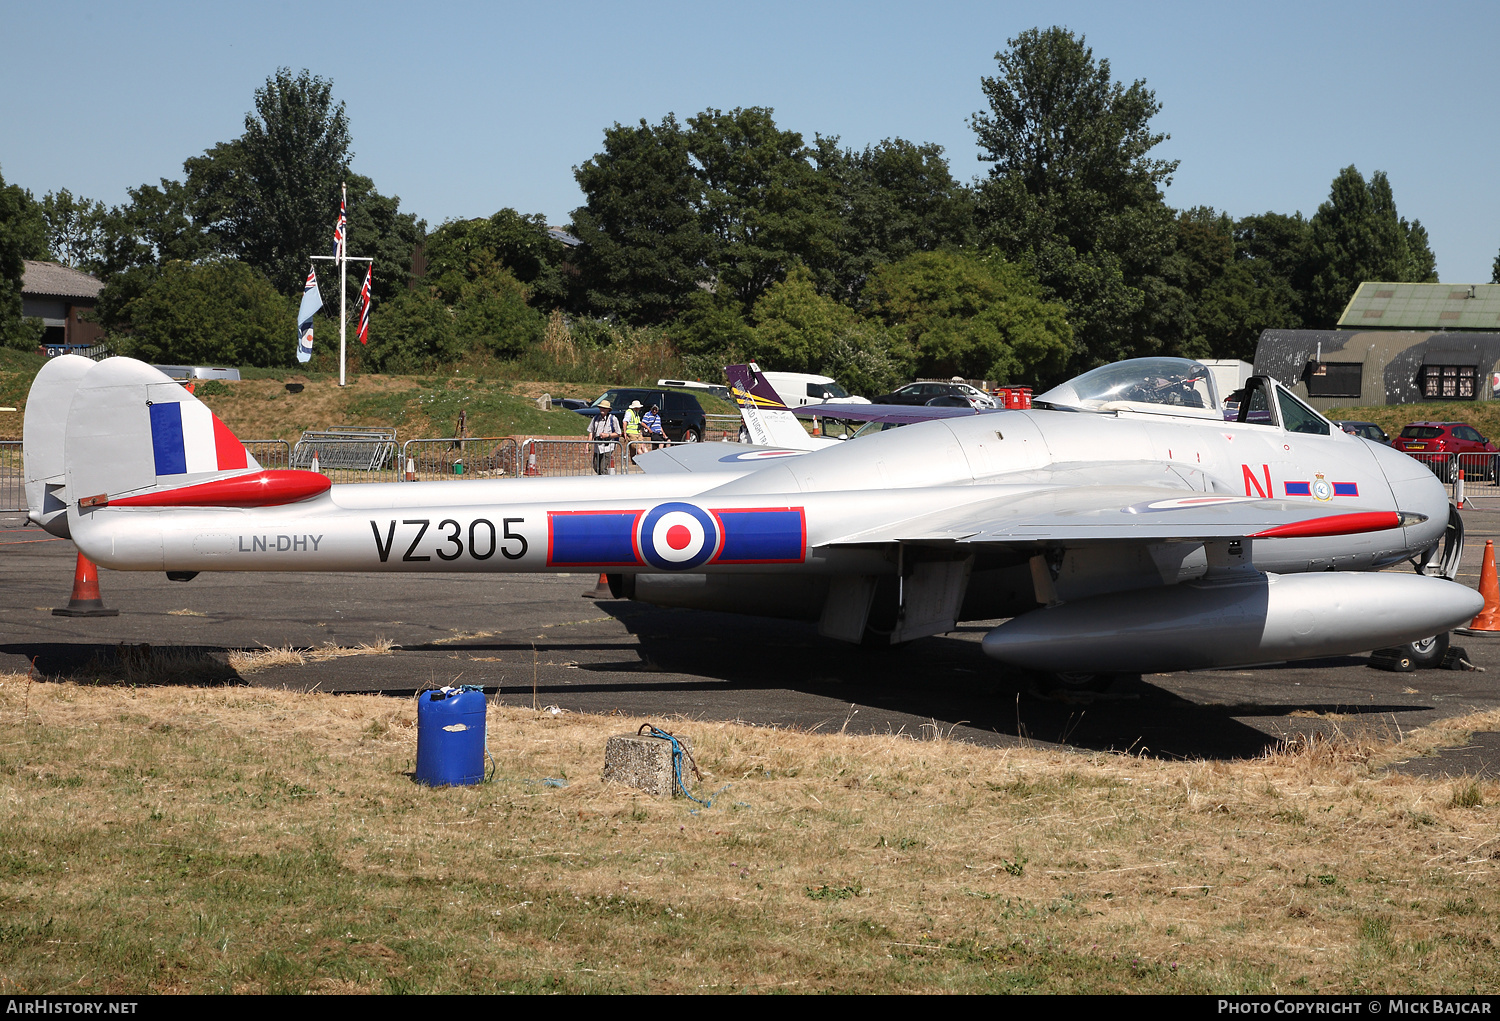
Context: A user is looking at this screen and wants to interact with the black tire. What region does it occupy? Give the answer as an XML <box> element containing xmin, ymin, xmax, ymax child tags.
<box><xmin>1405</xmin><ymin>632</ymin><xmax>1450</xmax><ymax>669</ymax></box>
<box><xmin>1039</xmin><ymin>671</ymin><xmax>1123</xmax><ymax>693</ymax></box>
<box><xmin>682</xmin><ymin>428</ymin><xmax>701</xmax><ymax>444</ymax></box>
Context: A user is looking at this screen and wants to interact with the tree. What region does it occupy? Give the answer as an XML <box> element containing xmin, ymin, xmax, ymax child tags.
<box><xmin>447</xmin><ymin>251</ymin><xmax>545</xmax><ymax>360</ymax></box>
<box><xmin>1306</xmin><ymin>166</ymin><xmax>1437</xmax><ymax>326</ymax></box>
<box><xmin>814</xmin><ymin>136</ymin><xmax>975</xmax><ymax>303</ymax></box>
<box><xmin>363</xmin><ymin>289</ymin><xmax>461</xmax><ymax>373</ymax></box>
<box><xmin>687</xmin><ymin>107</ymin><xmax>840</xmax><ymax>307</ymax></box>
<box><xmin>40</xmin><ymin>189</ymin><xmax>108</xmax><ymax>271</ymax></box>
<box><xmin>96</xmin><ymin>178</ymin><xmax>215</xmax><ymax>279</ymax></box>
<box><xmin>571</xmin><ymin>114</ymin><xmax>711</xmax><ymax>323</ymax></box>
<box><xmin>671</xmin><ymin>290</ymin><xmax>757</xmax><ymax>365</ymax></box>
<box><xmin>971</xmin><ymin>27</ymin><xmax>1179</xmax><ymax>369</ymax></box>
<box><xmin>749</xmin><ymin>265</ymin><xmax>856</xmax><ymax>373</ymax></box>
<box><xmin>423</xmin><ymin>207</ymin><xmax>568</xmax><ymax>310</ymax></box>
<box><xmin>746</xmin><ymin>266</ymin><xmax>910</xmax><ymax>395</ymax></box>
<box><xmin>342</xmin><ymin>172</ymin><xmax>424</xmax><ymax>303</ymax></box>
<box><xmin>865</xmin><ymin>250</ymin><xmax>1071</xmax><ymax>383</ymax></box>
<box><xmin>108</xmin><ymin>260</ymin><xmax>292</xmax><ymax>366</ymax></box>
<box><xmin>186</xmin><ymin>68</ymin><xmax>352</xmax><ymax>292</ymax></box>
<box><xmin>572</xmin><ymin>107</ymin><xmax>843</xmax><ymax>323</ymax></box>
<box><xmin>0</xmin><ymin>166</ymin><xmax>48</xmax><ymax>350</ymax></box>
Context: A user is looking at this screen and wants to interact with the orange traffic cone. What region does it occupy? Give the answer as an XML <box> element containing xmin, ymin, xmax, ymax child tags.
<box><xmin>583</xmin><ymin>573</ymin><xmax>612</xmax><ymax>599</ymax></box>
<box><xmin>1462</xmin><ymin>540</ymin><xmax>1500</xmax><ymax>633</ymax></box>
<box><xmin>53</xmin><ymin>551</ymin><xmax>120</xmax><ymax>617</ymax></box>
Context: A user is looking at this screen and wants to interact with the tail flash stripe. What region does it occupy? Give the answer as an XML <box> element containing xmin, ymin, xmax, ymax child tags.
<box><xmin>148</xmin><ymin>400</ymin><xmax>248</xmax><ymax>476</ymax></box>
<box><xmin>212</xmin><ymin>413</ymin><xmax>247</xmax><ymax>470</ymax></box>
<box><xmin>148</xmin><ymin>403</ymin><xmax>187</xmax><ymax>475</ymax></box>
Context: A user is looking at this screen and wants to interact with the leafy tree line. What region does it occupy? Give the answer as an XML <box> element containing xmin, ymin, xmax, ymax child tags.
<box><xmin>0</xmin><ymin>70</ymin><xmax>427</xmax><ymax>367</ymax></box>
<box><xmin>0</xmin><ymin>32</ymin><xmax>1447</xmax><ymax>388</ymax></box>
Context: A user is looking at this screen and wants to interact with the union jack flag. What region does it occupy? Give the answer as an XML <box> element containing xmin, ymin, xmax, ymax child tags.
<box><xmin>357</xmin><ymin>264</ymin><xmax>372</xmax><ymax>345</ymax></box>
<box><xmin>333</xmin><ymin>196</ymin><xmax>346</xmax><ymax>258</ymax></box>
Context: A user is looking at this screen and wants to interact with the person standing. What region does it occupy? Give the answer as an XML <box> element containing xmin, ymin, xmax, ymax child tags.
<box><xmin>641</xmin><ymin>402</ymin><xmax>667</xmax><ymax>450</ymax></box>
<box><xmin>589</xmin><ymin>399</ymin><xmax>622</xmax><ymax>475</ymax></box>
<box><xmin>624</xmin><ymin>400</ymin><xmax>644</xmax><ymax>463</ymax></box>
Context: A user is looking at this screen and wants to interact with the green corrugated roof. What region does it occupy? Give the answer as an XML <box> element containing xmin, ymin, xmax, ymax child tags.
<box><xmin>1339</xmin><ymin>282</ymin><xmax>1500</xmax><ymax>329</ymax></box>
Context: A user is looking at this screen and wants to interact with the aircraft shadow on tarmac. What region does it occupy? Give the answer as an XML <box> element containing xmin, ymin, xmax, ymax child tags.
<box><xmin>3</xmin><ymin>601</ymin><xmax>1433</xmax><ymax>762</ymax></box>
<box><xmin>1</xmin><ymin>642</ymin><xmax>245</xmax><ymax>686</ymax></box>
<box><xmin>401</xmin><ymin>600</ymin><xmax>1433</xmax><ymax>761</ymax></box>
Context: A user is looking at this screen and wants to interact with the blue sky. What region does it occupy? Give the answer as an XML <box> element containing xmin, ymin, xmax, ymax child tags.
<box><xmin>4</xmin><ymin>0</ymin><xmax>1497</xmax><ymax>280</ymax></box>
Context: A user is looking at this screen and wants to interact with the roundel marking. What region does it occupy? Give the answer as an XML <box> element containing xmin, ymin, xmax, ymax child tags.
<box><xmin>638</xmin><ymin>502</ymin><xmax>719</xmax><ymax>570</ymax></box>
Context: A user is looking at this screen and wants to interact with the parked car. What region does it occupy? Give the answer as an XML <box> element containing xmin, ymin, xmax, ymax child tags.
<box><xmin>573</xmin><ymin>388</ymin><xmax>707</xmax><ymax>443</ymax></box>
<box><xmin>872</xmin><ymin>382</ymin><xmax>998</xmax><ymax>409</ymax></box>
<box><xmin>1394</xmin><ymin>421</ymin><xmax>1497</xmax><ymax>480</ymax></box>
<box><xmin>1335</xmin><ymin>421</ymin><xmax>1391</xmax><ymax>445</ymax></box>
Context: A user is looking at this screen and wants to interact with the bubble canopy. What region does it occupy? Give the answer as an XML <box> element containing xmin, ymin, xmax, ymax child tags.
<box><xmin>1034</xmin><ymin>357</ymin><xmax>1222</xmax><ymax>418</ymax></box>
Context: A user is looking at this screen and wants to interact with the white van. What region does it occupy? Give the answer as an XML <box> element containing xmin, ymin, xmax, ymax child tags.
<box><xmin>757</xmin><ymin>371</ymin><xmax>870</xmax><ymax>408</ymax></box>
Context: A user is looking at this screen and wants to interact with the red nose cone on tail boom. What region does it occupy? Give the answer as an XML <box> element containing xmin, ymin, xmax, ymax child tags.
<box><xmin>106</xmin><ymin>470</ymin><xmax>332</xmax><ymax>508</ymax></box>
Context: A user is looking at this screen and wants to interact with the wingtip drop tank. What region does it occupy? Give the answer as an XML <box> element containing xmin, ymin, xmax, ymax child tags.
<box><xmin>981</xmin><ymin>570</ymin><xmax>1484</xmax><ymax>674</ymax></box>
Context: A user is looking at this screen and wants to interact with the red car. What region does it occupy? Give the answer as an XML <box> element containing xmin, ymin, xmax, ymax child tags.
<box><xmin>1394</xmin><ymin>421</ymin><xmax>1498</xmax><ymax>481</ymax></box>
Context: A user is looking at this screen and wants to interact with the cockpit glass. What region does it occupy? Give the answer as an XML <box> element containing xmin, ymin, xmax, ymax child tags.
<box><xmin>1035</xmin><ymin>358</ymin><xmax>1221</xmax><ymax>417</ymax></box>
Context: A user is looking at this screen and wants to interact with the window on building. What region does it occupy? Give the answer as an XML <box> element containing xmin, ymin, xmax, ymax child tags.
<box><xmin>1418</xmin><ymin>365</ymin><xmax>1477</xmax><ymax>400</ymax></box>
<box><xmin>1306</xmin><ymin>362</ymin><xmax>1363</xmax><ymax>398</ymax></box>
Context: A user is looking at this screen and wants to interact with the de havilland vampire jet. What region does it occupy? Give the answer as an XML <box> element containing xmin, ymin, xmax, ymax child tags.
<box><xmin>21</xmin><ymin>354</ymin><xmax>1481</xmax><ymax>687</ymax></box>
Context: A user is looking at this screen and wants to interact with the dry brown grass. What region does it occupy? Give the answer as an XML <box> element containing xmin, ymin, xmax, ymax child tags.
<box><xmin>1</xmin><ymin>673</ymin><xmax>1497</xmax><ymax>994</ymax></box>
<box><xmin>226</xmin><ymin>640</ymin><xmax>396</xmax><ymax>675</ymax></box>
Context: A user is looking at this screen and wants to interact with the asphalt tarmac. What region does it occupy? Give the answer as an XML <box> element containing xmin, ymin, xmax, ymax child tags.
<box><xmin>4</xmin><ymin>504</ymin><xmax>1500</xmax><ymax>774</ymax></box>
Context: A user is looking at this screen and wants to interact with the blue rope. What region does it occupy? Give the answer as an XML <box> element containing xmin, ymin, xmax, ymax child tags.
<box><xmin>643</xmin><ymin>725</ymin><xmax>713</xmax><ymax>806</ymax></box>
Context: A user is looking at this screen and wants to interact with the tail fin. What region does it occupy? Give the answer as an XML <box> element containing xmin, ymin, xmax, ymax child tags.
<box><xmin>23</xmin><ymin>354</ymin><xmax>95</xmax><ymax>535</ymax></box>
<box><xmin>37</xmin><ymin>357</ymin><xmax>327</xmax><ymax>519</ymax></box>
<box><xmin>725</xmin><ymin>362</ymin><xmax>833</xmax><ymax>451</ymax></box>
<box><xmin>60</xmin><ymin>358</ymin><xmax>259</xmax><ymax>503</ymax></box>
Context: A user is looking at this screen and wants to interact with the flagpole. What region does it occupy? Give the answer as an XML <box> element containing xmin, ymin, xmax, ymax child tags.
<box><xmin>309</xmin><ymin>183</ymin><xmax>370</xmax><ymax>383</ymax></box>
<box><xmin>339</xmin><ymin>181</ymin><xmax>347</xmax><ymax>387</ymax></box>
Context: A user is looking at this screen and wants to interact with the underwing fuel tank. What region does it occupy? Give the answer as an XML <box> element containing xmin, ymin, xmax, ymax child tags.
<box><xmin>981</xmin><ymin>572</ymin><xmax>1484</xmax><ymax>674</ymax></box>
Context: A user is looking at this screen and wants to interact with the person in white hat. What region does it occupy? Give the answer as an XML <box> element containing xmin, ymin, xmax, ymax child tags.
<box><xmin>589</xmin><ymin>399</ymin><xmax>622</xmax><ymax>475</ymax></box>
<box><xmin>624</xmin><ymin>400</ymin><xmax>645</xmax><ymax>463</ymax></box>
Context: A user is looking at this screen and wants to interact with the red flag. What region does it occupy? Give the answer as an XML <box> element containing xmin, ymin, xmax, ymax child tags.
<box><xmin>357</xmin><ymin>264</ymin><xmax>372</xmax><ymax>345</ymax></box>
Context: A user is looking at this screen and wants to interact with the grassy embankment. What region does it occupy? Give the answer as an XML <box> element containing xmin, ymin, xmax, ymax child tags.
<box><xmin>1</xmin><ymin>663</ymin><xmax>1497</xmax><ymax>994</ymax></box>
<box><xmin>0</xmin><ymin>354</ymin><xmax>739</xmax><ymax>443</ymax></box>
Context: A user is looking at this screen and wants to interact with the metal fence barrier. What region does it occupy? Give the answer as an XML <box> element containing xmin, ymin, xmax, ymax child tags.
<box><xmin>704</xmin><ymin>414</ymin><xmax>742</xmax><ymax>441</ymax></box>
<box><xmin>0</xmin><ymin>441</ymin><xmax>21</xmax><ymax>513</ymax></box>
<box><xmin>400</xmin><ymin>437</ymin><xmax>521</xmax><ymax>480</ymax></box>
<box><xmin>290</xmin><ymin>427</ymin><xmax>398</xmax><ymax>471</ymax></box>
<box><xmin>242</xmin><ymin>440</ymin><xmax>290</xmax><ymax>471</ymax></box>
<box><xmin>1407</xmin><ymin>452</ymin><xmax>1500</xmax><ymax>498</ymax></box>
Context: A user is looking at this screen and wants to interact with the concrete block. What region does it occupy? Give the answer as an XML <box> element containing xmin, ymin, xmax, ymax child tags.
<box><xmin>602</xmin><ymin>732</ymin><xmax>692</xmax><ymax>796</ymax></box>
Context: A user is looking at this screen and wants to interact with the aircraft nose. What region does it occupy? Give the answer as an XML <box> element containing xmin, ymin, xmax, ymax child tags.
<box><xmin>1371</xmin><ymin>442</ymin><xmax>1449</xmax><ymax>552</ymax></box>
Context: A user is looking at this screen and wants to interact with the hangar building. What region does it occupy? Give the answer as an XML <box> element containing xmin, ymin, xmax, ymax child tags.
<box><xmin>1253</xmin><ymin>282</ymin><xmax>1500</xmax><ymax>412</ymax></box>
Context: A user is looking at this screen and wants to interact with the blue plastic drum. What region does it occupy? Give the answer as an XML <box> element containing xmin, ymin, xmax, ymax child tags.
<box><xmin>415</xmin><ymin>687</ymin><xmax>487</xmax><ymax>786</ymax></box>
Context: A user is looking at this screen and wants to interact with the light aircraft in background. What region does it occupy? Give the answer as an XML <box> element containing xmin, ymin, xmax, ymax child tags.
<box><xmin>22</xmin><ymin>354</ymin><xmax>1478</xmax><ymax>688</ymax></box>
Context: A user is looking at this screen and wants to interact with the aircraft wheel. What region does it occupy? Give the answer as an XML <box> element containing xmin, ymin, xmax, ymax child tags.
<box><xmin>1041</xmin><ymin>671</ymin><xmax>1117</xmax><ymax>693</ymax></box>
<box><xmin>1405</xmin><ymin>632</ymin><xmax>1450</xmax><ymax>668</ymax></box>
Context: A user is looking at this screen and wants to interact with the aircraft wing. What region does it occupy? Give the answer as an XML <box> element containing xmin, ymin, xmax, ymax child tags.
<box><xmin>633</xmin><ymin>442</ymin><xmax>809</xmax><ymax>473</ymax></box>
<box><xmin>822</xmin><ymin>484</ymin><xmax>1412</xmax><ymax>546</ymax></box>
<box><xmin>790</xmin><ymin>403</ymin><xmax>993</xmax><ymax>424</ymax></box>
